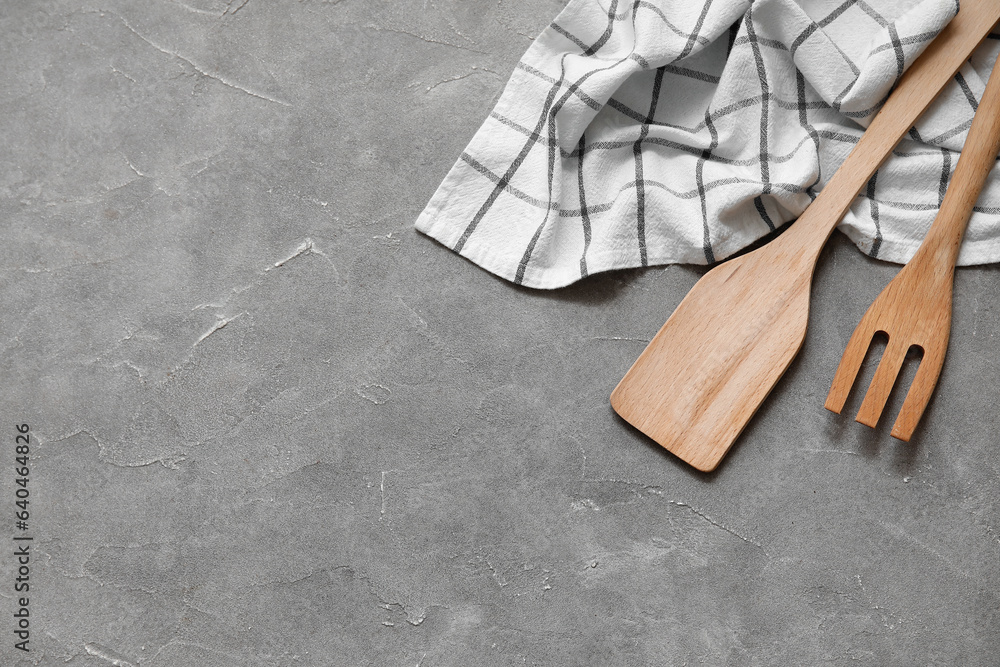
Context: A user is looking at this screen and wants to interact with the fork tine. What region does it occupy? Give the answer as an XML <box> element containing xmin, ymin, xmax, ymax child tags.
<box><xmin>825</xmin><ymin>324</ymin><xmax>878</xmax><ymax>414</ymax></box>
<box><xmin>890</xmin><ymin>344</ymin><xmax>945</xmax><ymax>441</ymax></box>
<box><xmin>855</xmin><ymin>337</ymin><xmax>909</xmax><ymax>427</ymax></box>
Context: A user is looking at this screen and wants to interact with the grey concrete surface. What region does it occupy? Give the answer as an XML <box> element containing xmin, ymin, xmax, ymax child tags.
<box><xmin>1</xmin><ymin>1</ymin><xmax>998</xmax><ymax>665</ymax></box>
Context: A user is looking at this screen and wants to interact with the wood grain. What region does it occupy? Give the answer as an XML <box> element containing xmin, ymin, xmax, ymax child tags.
<box><xmin>825</xmin><ymin>50</ymin><xmax>1000</xmax><ymax>440</ymax></box>
<box><xmin>610</xmin><ymin>0</ymin><xmax>1000</xmax><ymax>472</ymax></box>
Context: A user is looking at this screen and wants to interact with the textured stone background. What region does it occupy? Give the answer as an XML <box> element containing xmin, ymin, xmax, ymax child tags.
<box><xmin>1</xmin><ymin>1</ymin><xmax>999</xmax><ymax>665</ymax></box>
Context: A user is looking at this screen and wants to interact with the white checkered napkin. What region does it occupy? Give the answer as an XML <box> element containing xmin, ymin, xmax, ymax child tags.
<box><xmin>416</xmin><ymin>0</ymin><xmax>998</xmax><ymax>289</ymax></box>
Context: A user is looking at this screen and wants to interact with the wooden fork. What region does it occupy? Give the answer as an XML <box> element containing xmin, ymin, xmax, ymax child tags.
<box><xmin>825</xmin><ymin>56</ymin><xmax>1000</xmax><ymax>441</ymax></box>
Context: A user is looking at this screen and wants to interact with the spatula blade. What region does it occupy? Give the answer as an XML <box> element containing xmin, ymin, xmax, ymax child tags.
<box><xmin>610</xmin><ymin>247</ymin><xmax>811</xmax><ymax>471</ymax></box>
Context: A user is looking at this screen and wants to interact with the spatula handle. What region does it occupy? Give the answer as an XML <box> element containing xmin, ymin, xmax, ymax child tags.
<box><xmin>786</xmin><ymin>5</ymin><xmax>1000</xmax><ymax>259</ymax></box>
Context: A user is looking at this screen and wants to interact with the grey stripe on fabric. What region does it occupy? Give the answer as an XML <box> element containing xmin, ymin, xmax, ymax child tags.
<box><xmin>955</xmin><ymin>72</ymin><xmax>979</xmax><ymax>111</ymax></box>
<box><xmin>460</xmin><ymin>152</ymin><xmax>805</xmax><ymax>215</ymax></box>
<box><xmin>796</xmin><ymin>69</ymin><xmax>821</xmax><ymax>197</ymax></box>
<box><xmin>939</xmin><ymin>147</ymin><xmax>951</xmax><ymax>207</ymax></box>
<box><xmin>577</xmin><ymin>133</ymin><xmax>593</xmax><ymax>278</ymax></box>
<box><xmin>745</xmin><ymin>6</ymin><xmax>772</xmax><ymax>216</ymax></box>
<box><xmin>888</xmin><ymin>23</ymin><xmax>905</xmax><ymax>81</ymax></box>
<box><xmin>700</xmin><ymin>110</ymin><xmax>721</xmax><ymax>262</ymax></box>
<box><xmin>867</xmin><ymin>172</ymin><xmax>883</xmax><ymax>257</ymax></box>
<box><xmin>633</xmin><ymin>66</ymin><xmax>667</xmax><ymax>267</ymax></box>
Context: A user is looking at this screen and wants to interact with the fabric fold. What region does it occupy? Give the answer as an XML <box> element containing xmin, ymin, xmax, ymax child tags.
<box><xmin>416</xmin><ymin>0</ymin><xmax>995</xmax><ymax>289</ymax></box>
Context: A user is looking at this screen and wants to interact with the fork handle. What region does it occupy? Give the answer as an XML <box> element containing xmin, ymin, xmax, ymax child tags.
<box><xmin>918</xmin><ymin>57</ymin><xmax>1000</xmax><ymax>269</ymax></box>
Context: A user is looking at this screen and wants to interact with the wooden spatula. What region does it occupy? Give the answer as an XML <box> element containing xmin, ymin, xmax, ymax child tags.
<box><xmin>610</xmin><ymin>0</ymin><xmax>1000</xmax><ymax>472</ymax></box>
<box><xmin>825</xmin><ymin>51</ymin><xmax>1000</xmax><ymax>441</ymax></box>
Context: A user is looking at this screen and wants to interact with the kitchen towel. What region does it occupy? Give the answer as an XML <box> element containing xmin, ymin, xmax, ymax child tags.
<box><xmin>415</xmin><ymin>0</ymin><xmax>1000</xmax><ymax>289</ymax></box>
